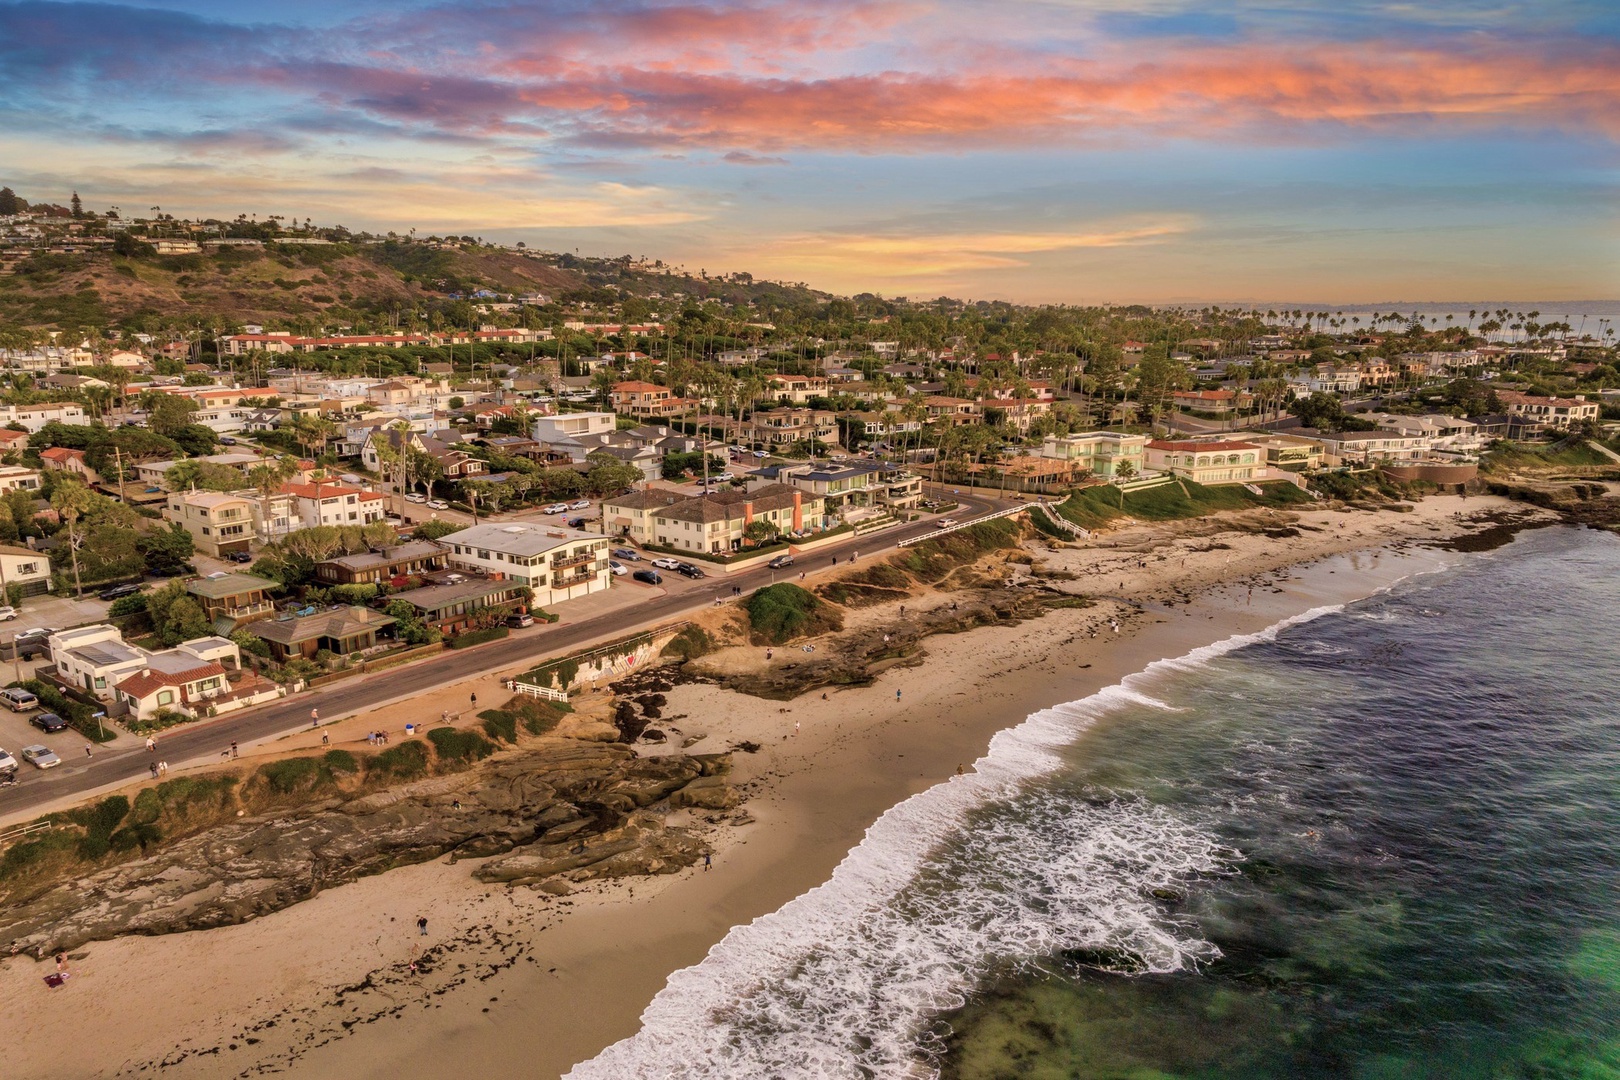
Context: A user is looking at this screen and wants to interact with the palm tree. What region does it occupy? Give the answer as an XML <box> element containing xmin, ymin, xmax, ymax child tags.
<box><xmin>51</xmin><ymin>477</ymin><xmax>95</xmax><ymax>597</ymax></box>
<box><xmin>247</xmin><ymin>455</ymin><xmax>299</xmax><ymax>542</ymax></box>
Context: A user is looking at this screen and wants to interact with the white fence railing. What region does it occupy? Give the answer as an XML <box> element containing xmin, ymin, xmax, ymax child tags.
<box><xmin>897</xmin><ymin>504</ymin><xmax>1028</xmax><ymax>547</ymax></box>
<box><xmin>511</xmin><ymin>681</ymin><xmax>569</xmax><ymax>703</ymax></box>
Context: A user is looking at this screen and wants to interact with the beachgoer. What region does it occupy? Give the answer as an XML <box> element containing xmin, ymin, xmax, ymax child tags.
<box><xmin>703</xmin><ymin>852</ymin><xmax>711</xmax><ymax>872</ymax></box>
<box><xmin>955</xmin><ymin>764</ymin><xmax>964</xmax><ymax>776</ymax></box>
<box><xmin>55</xmin><ymin>952</ymin><xmax>67</xmax><ymax>973</ymax></box>
<box><xmin>831</xmin><ymin>555</ymin><xmax>837</xmax><ymax>565</ymax></box>
<box><xmin>145</xmin><ymin>736</ymin><xmax>156</xmax><ymax>753</ymax></box>
<box><xmin>883</xmin><ymin>633</ymin><xmax>890</xmax><ymax>644</ymax></box>
<box><xmin>470</xmin><ymin>692</ymin><xmax>477</xmax><ymax>707</ymax></box>
<box><xmin>896</xmin><ymin>689</ymin><xmax>902</xmax><ymax>702</ymax></box>
<box><xmin>799</xmin><ymin>572</ymin><xmax>806</xmax><ymax>581</ymax></box>
<box><xmin>321</xmin><ymin>731</ymin><xmax>329</xmax><ymax>746</ymax></box>
<box><xmin>159</xmin><ymin>761</ymin><xmax>168</xmax><ymax>775</ymax></box>
<box><xmin>230</xmin><ymin>741</ymin><xmax>238</xmax><ymax>759</ymax></box>
<box><xmin>311</xmin><ymin>708</ymin><xmax>320</xmax><ymax>727</ymax></box>
<box><xmin>417</xmin><ymin>916</ymin><xmax>428</xmax><ymax>936</ymax></box>
<box><xmin>794</xmin><ymin>721</ymin><xmax>800</xmax><ymax>736</ymax></box>
<box><xmin>149</xmin><ymin>762</ymin><xmax>159</xmax><ymax>779</ymax></box>
<box><xmin>452</xmin><ymin>799</ymin><xmax>462</xmax><ymax>810</ymax></box>
<box><xmin>899</xmin><ymin>605</ymin><xmax>905</xmax><ymax>616</ymax></box>
<box><xmin>765</xmin><ymin>648</ymin><xmax>773</xmax><ymax>661</ymax></box>
<box><xmin>84</xmin><ymin>744</ymin><xmax>92</xmax><ymax>758</ymax></box>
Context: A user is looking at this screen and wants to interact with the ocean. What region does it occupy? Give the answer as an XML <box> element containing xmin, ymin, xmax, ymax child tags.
<box><xmin>566</xmin><ymin>525</ymin><xmax>1620</xmax><ymax>1079</ymax></box>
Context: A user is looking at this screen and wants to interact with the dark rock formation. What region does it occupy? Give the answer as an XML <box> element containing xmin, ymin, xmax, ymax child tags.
<box><xmin>0</xmin><ymin>744</ymin><xmax>734</xmax><ymax>959</ymax></box>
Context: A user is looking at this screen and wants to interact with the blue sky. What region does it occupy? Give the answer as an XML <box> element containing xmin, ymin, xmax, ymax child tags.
<box><xmin>1</xmin><ymin>0</ymin><xmax>1615</xmax><ymax>302</ymax></box>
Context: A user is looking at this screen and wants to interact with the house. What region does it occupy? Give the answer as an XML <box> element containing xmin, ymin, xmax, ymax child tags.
<box><xmin>1145</xmin><ymin>439</ymin><xmax>1265</xmax><ymax>484</ymax></box>
<box><xmin>48</xmin><ymin>624</ymin><xmax>151</xmax><ymax>699</ymax></box>
<box><xmin>1497</xmin><ymin>391</ymin><xmax>1600</xmax><ymax>430</ymax></box>
<box><xmin>164</xmin><ymin>490</ymin><xmax>263</xmax><ymax>557</ymax></box>
<box><xmin>1172</xmin><ymin>389</ymin><xmax>1254</xmax><ymax>416</ymax></box>
<box><xmin>532</xmin><ymin>412</ymin><xmax>616</xmax><ymax>442</ymax></box>
<box><xmin>760</xmin><ymin>461</ymin><xmax>923</xmax><ymax>514</ymax></box>
<box><xmin>845</xmin><ymin>411</ymin><xmax>924</xmax><ymax>442</ymax></box>
<box><xmin>114</xmin><ymin>640</ymin><xmax>261</xmax><ymax>722</ymax></box>
<box><xmin>134</xmin><ymin>452</ymin><xmax>270</xmax><ymax>491</ymax></box>
<box><xmin>767</xmin><ymin>374</ymin><xmax>830</xmax><ymax>404</ymax></box>
<box><xmin>611</xmin><ymin>381</ymin><xmax>692</xmax><ymax>419</ymax></box>
<box><xmin>601</xmin><ymin>488</ymin><xmax>686</xmax><ymax>545</ymax></box>
<box><xmin>395</xmin><ymin>579</ymin><xmax>529</xmax><ymax>634</ymax></box>
<box><xmin>583</xmin><ymin>442</ymin><xmax>662</xmax><ymax>482</ymax></box>
<box><xmin>922</xmin><ymin>397</ymin><xmax>982</xmax><ymax>425</ymax></box>
<box><xmin>0</xmin><ymin>465</ymin><xmax>43</xmax><ymax>495</ymax></box>
<box><xmin>440</xmin><ymin>522</ymin><xmax>613</xmax><ymax>608</ymax></box>
<box><xmin>314</xmin><ymin>540</ymin><xmax>449</xmax><ymax>585</ymax></box>
<box><xmin>0</xmin><ymin>544</ymin><xmax>51</xmax><ymax>596</ymax></box>
<box><xmin>422</xmin><ymin>435</ymin><xmax>487</xmax><ymax>480</ymax></box>
<box><xmin>0</xmin><ymin>429</ymin><xmax>28</xmax><ymax>453</ymax></box>
<box><xmin>746</xmin><ymin>408</ymin><xmax>837</xmax><ymax>448</ymax></box>
<box><xmin>244</xmin><ymin>606</ymin><xmax>398</xmax><ymax>663</ymax></box>
<box><xmin>648</xmin><ymin>484</ymin><xmax>825</xmax><ymax>553</ymax></box>
<box><xmin>1245</xmin><ymin>432</ymin><xmax>1326</xmax><ymax>472</ymax></box>
<box><xmin>1305</xmin><ymin>430</ymin><xmax>1431</xmax><ymax>467</ymax></box>
<box><xmin>1036</xmin><ymin>432</ymin><xmax>1149</xmax><ymax>480</ymax></box>
<box><xmin>186</xmin><ymin>573</ymin><xmax>278</xmax><ymax>634</ymax></box>
<box><xmin>280</xmin><ymin>480</ymin><xmax>387</xmax><ymax>528</ymax></box>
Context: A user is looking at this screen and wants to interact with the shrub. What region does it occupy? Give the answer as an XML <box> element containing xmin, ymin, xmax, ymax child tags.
<box><xmin>323</xmin><ymin>748</ymin><xmax>359</xmax><ymax>774</ymax></box>
<box><xmin>527</xmin><ymin>657</ymin><xmax>580</xmax><ymax>689</ymax></box>
<box><xmin>257</xmin><ymin>757</ymin><xmax>323</xmax><ymax>795</ymax></box>
<box><xmin>107</xmin><ymin>593</ymin><xmax>149</xmax><ymax>618</ymax></box>
<box><xmin>661</xmin><ymin>625</ymin><xmax>714</xmax><ymax>660</ymax></box>
<box><xmin>480</xmin><ymin>709</ymin><xmax>518</xmax><ymax>743</ymax></box>
<box><xmin>426</xmin><ymin>725</ymin><xmax>496</xmax><ymax>765</ymax></box>
<box><xmin>19</xmin><ymin>678</ymin><xmax>115</xmax><ymax>742</ymax></box>
<box><xmin>448</xmin><ymin>626</ymin><xmax>509</xmax><ymax>649</ymax></box>
<box><xmin>746</xmin><ymin>583</ymin><xmax>842</xmax><ymax>645</ymax></box>
<box><xmin>365</xmin><ymin>739</ymin><xmax>430</xmax><ymax>780</ymax></box>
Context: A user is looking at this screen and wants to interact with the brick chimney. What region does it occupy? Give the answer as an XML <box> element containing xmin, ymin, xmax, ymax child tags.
<box><xmin>743</xmin><ymin>501</ymin><xmax>754</xmax><ymax>526</ymax></box>
<box><xmin>792</xmin><ymin>491</ymin><xmax>803</xmax><ymax>532</ymax></box>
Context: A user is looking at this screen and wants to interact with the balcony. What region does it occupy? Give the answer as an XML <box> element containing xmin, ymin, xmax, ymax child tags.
<box><xmin>551</xmin><ymin>567</ymin><xmax>599</xmax><ymax>589</ymax></box>
<box><xmin>551</xmin><ymin>551</ymin><xmax>594</xmax><ymax>571</ymax></box>
<box><xmin>213</xmin><ymin>600</ymin><xmax>274</xmax><ymax>619</ymax></box>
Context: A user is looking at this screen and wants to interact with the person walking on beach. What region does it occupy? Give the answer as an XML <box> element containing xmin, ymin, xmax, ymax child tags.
<box><xmin>417</xmin><ymin>915</ymin><xmax>428</xmax><ymax>936</ymax></box>
<box><xmin>703</xmin><ymin>852</ymin><xmax>711</xmax><ymax>872</ymax></box>
<box><xmin>896</xmin><ymin>689</ymin><xmax>902</xmax><ymax>703</ymax></box>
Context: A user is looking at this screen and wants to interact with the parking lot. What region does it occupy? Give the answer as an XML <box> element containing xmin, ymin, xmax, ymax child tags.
<box><xmin>0</xmin><ymin>686</ymin><xmax>112</xmax><ymax>789</ymax></box>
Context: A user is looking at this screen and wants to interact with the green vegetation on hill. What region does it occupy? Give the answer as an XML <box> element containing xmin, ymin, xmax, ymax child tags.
<box><xmin>746</xmin><ymin>583</ymin><xmax>843</xmax><ymax>644</ymax></box>
<box><xmin>1054</xmin><ymin>479</ymin><xmax>1311</xmax><ymax>530</ymax></box>
<box><xmin>1483</xmin><ymin>438</ymin><xmax>1618</xmax><ymax>474</ymax></box>
<box><xmin>892</xmin><ymin>517</ymin><xmax>1026</xmax><ymax>583</ymax></box>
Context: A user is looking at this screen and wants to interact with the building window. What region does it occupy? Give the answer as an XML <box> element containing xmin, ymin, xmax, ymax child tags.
<box><xmin>157</xmin><ymin>690</ymin><xmax>174</xmax><ymax>705</ymax></box>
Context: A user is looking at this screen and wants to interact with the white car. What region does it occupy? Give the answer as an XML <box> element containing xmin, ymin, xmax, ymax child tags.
<box><xmin>569</xmin><ymin>500</ymin><xmax>590</xmax><ymax>510</ymax></box>
<box><xmin>404</xmin><ymin>493</ymin><xmax>427</xmax><ymax>504</ymax></box>
<box><xmin>715</xmin><ymin>473</ymin><xmax>734</xmax><ymax>482</ymax></box>
<box><xmin>651</xmin><ymin>557</ymin><xmax>682</xmax><ymax>570</ymax></box>
<box><xmin>937</xmin><ymin>518</ymin><xmax>958</xmax><ymax>528</ymax></box>
<box><xmin>426</xmin><ymin>500</ymin><xmax>449</xmax><ymax>510</ymax></box>
<box><xmin>0</xmin><ymin>745</ymin><xmax>16</xmax><ymax>773</ymax></box>
<box><xmin>751</xmin><ymin>450</ymin><xmax>768</xmax><ymax>458</ymax></box>
<box><xmin>608</xmin><ymin>560</ymin><xmax>628</xmax><ymax>576</ymax></box>
<box><xmin>20</xmin><ymin>744</ymin><xmax>60</xmax><ymax>769</ymax></box>
<box><xmin>543</xmin><ymin>503</ymin><xmax>570</xmax><ymax>515</ymax></box>
<box><xmin>0</xmin><ymin>606</ymin><xmax>16</xmax><ymax>621</ymax></box>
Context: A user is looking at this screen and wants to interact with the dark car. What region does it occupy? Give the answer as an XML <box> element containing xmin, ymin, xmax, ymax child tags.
<box><xmin>226</xmin><ymin>550</ymin><xmax>254</xmax><ymax>563</ymax></box>
<box><xmin>673</xmin><ymin>562</ymin><xmax>706</xmax><ymax>579</ymax></box>
<box><xmin>632</xmin><ymin>569</ymin><xmax>663</xmax><ymax>586</ymax></box>
<box><xmin>98</xmin><ymin>582</ymin><xmax>144</xmax><ymax>601</ymax></box>
<box><xmin>768</xmin><ymin>554</ymin><xmax>795</xmax><ymax>569</ymax></box>
<box><xmin>30</xmin><ymin>712</ymin><xmax>69</xmax><ymax>733</ymax></box>
<box><xmin>567</xmin><ymin>517</ymin><xmax>587</xmax><ymax>529</ymax></box>
<box><xmin>611</xmin><ymin>548</ymin><xmax>640</xmax><ymax>561</ymax></box>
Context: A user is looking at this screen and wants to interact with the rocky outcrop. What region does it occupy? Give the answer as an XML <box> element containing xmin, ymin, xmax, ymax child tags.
<box><xmin>0</xmin><ymin>743</ymin><xmax>736</xmax><ymax>959</ymax></box>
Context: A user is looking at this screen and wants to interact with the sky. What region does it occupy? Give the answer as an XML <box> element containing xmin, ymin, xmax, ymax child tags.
<box><xmin>1</xmin><ymin>0</ymin><xmax>1617</xmax><ymax>304</ymax></box>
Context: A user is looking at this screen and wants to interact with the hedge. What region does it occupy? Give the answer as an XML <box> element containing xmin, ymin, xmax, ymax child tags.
<box><xmin>448</xmin><ymin>626</ymin><xmax>510</xmax><ymax>649</ymax></box>
<box><xmin>17</xmin><ymin>679</ymin><xmax>117</xmax><ymax>742</ymax></box>
<box><xmin>365</xmin><ymin>739</ymin><xmax>430</xmax><ymax>780</ymax></box>
<box><xmin>426</xmin><ymin>725</ymin><xmax>496</xmax><ymax>764</ymax></box>
<box><xmin>746</xmin><ymin>583</ymin><xmax>842</xmax><ymax>645</ymax></box>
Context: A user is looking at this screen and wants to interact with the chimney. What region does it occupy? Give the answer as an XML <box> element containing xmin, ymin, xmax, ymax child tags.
<box><xmin>792</xmin><ymin>491</ymin><xmax>803</xmax><ymax>533</ymax></box>
<box><xmin>743</xmin><ymin>501</ymin><xmax>754</xmax><ymax>526</ymax></box>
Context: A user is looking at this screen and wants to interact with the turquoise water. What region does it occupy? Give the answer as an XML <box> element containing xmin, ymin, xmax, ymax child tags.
<box><xmin>569</xmin><ymin>525</ymin><xmax>1620</xmax><ymax>1079</ymax></box>
<box><xmin>939</xmin><ymin>525</ymin><xmax>1620</xmax><ymax>1078</ymax></box>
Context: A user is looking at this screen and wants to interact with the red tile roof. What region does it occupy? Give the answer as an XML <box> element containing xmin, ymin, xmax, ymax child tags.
<box><xmin>116</xmin><ymin>661</ymin><xmax>227</xmax><ymax>700</ymax></box>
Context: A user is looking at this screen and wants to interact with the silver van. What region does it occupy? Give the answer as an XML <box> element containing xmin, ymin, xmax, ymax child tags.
<box><xmin>1</xmin><ymin>687</ymin><xmax>39</xmax><ymax>712</ymax></box>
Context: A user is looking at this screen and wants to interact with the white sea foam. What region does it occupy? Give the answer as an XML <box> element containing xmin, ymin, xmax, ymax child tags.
<box><xmin>564</xmin><ymin>605</ymin><xmax>1347</xmax><ymax>1080</ymax></box>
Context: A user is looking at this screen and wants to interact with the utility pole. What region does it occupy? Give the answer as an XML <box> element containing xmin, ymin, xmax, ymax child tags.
<box><xmin>115</xmin><ymin>445</ymin><xmax>129</xmax><ymax>506</ymax></box>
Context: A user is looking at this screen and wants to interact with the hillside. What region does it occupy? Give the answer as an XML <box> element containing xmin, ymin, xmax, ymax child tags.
<box><xmin>0</xmin><ymin>241</ymin><xmax>829</xmax><ymax>332</ymax></box>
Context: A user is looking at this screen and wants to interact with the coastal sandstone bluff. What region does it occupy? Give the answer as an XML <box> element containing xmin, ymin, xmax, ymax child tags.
<box><xmin>0</xmin><ymin>743</ymin><xmax>735</xmax><ymax>959</ymax></box>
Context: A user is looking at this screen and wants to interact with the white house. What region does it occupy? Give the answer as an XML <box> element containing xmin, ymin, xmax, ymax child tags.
<box><xmin>440</xmin><ymin>522</ymin><xmax>613</xmax><ymax>608</ymax></box>
<box><xmin>0</xmin><ymin>544</ymin><xmax>51</xmax><ymax>596</ymax></box>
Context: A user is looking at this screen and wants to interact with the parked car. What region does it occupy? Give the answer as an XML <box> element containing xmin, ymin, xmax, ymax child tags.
<box><xmin>563</xmin><ymin>517</ymin><xmax>584</xmax><ymax>529</ymax></box>
<box><xmin>0</xmin><ymin>606</ymin><xmax>16</xmax><ymax>621</ymax></box>
<box><xmin>673</xmin><ymin>562</ymin><xmax>706</xmax><ymax>579</ymax></box>
<box><xmin>651</xmin><ymin>557</ymin><xmax>681</xmax><ymax>570</ymax></box>
<box><xmin>0</xmin><ymin>745</ymin><xmax>17</xmax><ymax>776</ymax></box>
<box><xmin>30</xmin><ymin>712</ymin><xmax>68</xmax><ymax>733</ymax></box>
<box><xmin>751</xmin><ymin>450</ymin><xmax>769</xmax><ymax>458</ymax></box>
<box><xmin>20</xmin><ymin>745</ymin><xmax>60</xmax><ymax>769</ymax></box>
<box><xmin>633</xmin><ymin>568</ymin><xmax>664</xmax><ymax>585</ymax></box>
<box><xmin>543</xmin><ymin>503</ymin><xmax>570</xmax><ymax>514</ymax></box>
<box><xmin>98</xmin><ymin>582</ymin><xmax>144</xmax><ymax>601</ymax></box>
<box><xmin>404</xmin><ymin>493</ymin><xmax>428</xmax><ymax>504</ymax></box>
<box><xmin>227</xmin><ymin>550</ymin><xmax>254</xmax><ymax>563</ymax></box>
<box><xmin>611</xmin><ymin>548</ymin><xmax>640</xmax><ymax>561</ymax></box>
<box><xmin>217</xmin><ymin>436</ymin><xmax>237</xmax><ymax>446</ymax></box>
<box><xmin>569</xmin><ymin>500</ymin><xmax>590</xmax><ymax>510</ymax></box>
<box><xmin>768</xmin><ymin>554</ymin><xmax>795</xmax><ymax>569</ymax></box>
<box><xmin>504</xmin><ymin>613</ymin><xmax>535</xmax><ymax>629</ymax></box>
<box><xmin>0</xmin><ymin>687</ymin><xmax>38</xmax><ymax>712</ymax></box>
<box><xmin>608</xmin><ymin>560</ymin><xmax>628</xmax><ymax>576</ymax></box>
<box><xmin>426</xmin><ymin>500</ymin><xmax>449</xmax><ymax>510</ymax></box>
<box><xmin>715</xmin><ymin>472</ymin><xmax>734</xmax><ymax>482</ymax></box>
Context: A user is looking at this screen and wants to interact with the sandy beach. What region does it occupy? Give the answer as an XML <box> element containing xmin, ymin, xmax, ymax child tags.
<box><xmin>0</xmin><ymin>494</ymin><xmax>1547</xmax><ymax>1079</ymax></box>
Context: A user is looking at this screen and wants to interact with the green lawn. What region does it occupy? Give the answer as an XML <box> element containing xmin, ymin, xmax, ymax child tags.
<box><xmin>1055</xmin><ymin>479</ymin><xmax>1311</xmax><ymax>528</ymax></box>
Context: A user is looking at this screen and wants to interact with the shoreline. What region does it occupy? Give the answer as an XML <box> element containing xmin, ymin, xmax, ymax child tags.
<box><xmin>0</xmin><ymin>495</ymin><xmax>1546</xmax><ymax>1078</ymax></box>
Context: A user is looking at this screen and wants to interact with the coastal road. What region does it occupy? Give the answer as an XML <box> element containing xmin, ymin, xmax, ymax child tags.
<box><xmin>0</xmin><ymin>485</ymin><xmax>1011</xmax><ymax>821</ymax></box>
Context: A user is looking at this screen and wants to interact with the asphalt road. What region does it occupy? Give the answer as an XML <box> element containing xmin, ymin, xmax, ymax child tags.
<box><xmin>0</xmin><ymin>484</ymin><xmax>1010</xmax><ymax>821</ymax></box>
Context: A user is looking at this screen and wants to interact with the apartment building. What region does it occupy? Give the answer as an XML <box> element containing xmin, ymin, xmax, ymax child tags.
<box><xmin>440</xmin><ymin>522</ymin><xmax>613</xmax><ymax>608</ymax></box>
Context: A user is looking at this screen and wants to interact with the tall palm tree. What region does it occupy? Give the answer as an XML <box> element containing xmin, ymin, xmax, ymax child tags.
<box><xmin>51</xmin><ymin>478</ymin><xmax>95</xmax><ymax>597</ymax></box>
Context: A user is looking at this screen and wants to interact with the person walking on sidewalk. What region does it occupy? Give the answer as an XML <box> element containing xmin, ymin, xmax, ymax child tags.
<box><xmin>310</xmin><ymin>708</ymin><xmax>320</xmax><ymax>727</ymax></box>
